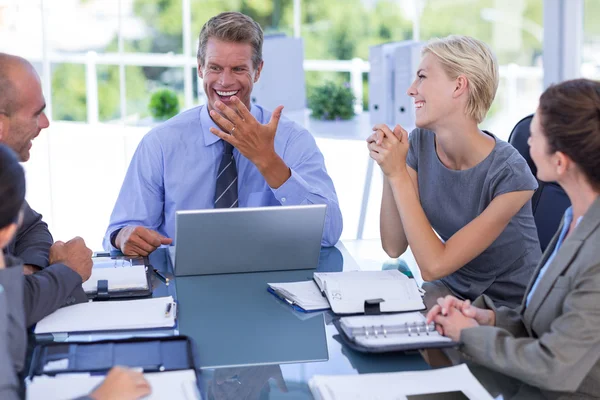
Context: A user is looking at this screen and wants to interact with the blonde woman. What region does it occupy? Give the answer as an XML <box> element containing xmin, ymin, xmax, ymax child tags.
<box><xmin>367</xmin><ymin>36</ymin><xmax>541</xmax><ymax>308</ymax></box>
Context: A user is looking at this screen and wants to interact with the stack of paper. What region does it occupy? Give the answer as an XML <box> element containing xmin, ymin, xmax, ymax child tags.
<box><xmin>26</xmin><ymin>369</ymin><xmax>199</xmax><ymax>400</ymax></box>
<box><xmin>309</xmin><ymin>364</ymin><xmax>493</xmax><ymax>400</ymax></box>
<box><xmin>34</xmin><ymin>296</ymin><xmax>177</xmax><ymax>334</ymax></box>
<box><xmin>82</xmin><ymin>264</ymin><xmax>148</xmax><ymax>294</ymax></box>
<box><xmin>314</xmin><ymin>270</ymin><xmax>425</xmax><ymax>314</ymax></box>
<box><xmin>267</xmin><ymin>281</ymin><xmax>331</xmax><ymax>312</ymax></box>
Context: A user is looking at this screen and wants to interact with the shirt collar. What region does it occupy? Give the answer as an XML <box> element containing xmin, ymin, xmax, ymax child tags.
<box><xmin>562</xmin><ymin>206</ymin><xmax>583</xmax><ymax>232</ymax></box>
<box><xmin>199</xmin><ymin>103</ymin><xmax>262</xmax><ymax>147</ymax></box>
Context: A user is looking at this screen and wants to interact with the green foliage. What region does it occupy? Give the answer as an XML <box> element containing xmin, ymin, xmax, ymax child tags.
<box><xmin>148</xmin><ymin>88</ymin><xmax>180</xmax><ymax>120</ymax></box>
<box><xmin>308</xmin><ymin>81</ymin><xmax>355</xmax><ymax>121</ymax></box>
<box><xmin>584</xmin><ymin>0</ymin><xmax>600</xmax><ymax>38</ymax></box>
<box><xmin>51</xmin><ymin>64</ymin><xmax>87</xmax><ymax>121</ymax></box>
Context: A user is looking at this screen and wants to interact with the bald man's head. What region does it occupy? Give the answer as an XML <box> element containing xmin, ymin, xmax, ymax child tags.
<box><xmin>0</xmin><ymin>53</ymin><xmax>38</xmax><ymax>116</ymax></box>
<box><xmin>0</xmin><ymin>53</ymin><xmax>49</xmax><ymax>161</ymax></box>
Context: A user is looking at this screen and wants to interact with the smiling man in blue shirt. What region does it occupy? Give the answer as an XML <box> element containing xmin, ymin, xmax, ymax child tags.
<box><xmin>104</xmin><ymin>12</ymin><xmax>343</xmax><ymax>255</ymax></box>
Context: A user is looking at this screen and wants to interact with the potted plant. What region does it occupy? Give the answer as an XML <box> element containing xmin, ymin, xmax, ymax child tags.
<box><xmin>148</xmin><ymin>88</ymin><xmax>180</xmax><ymax>121</ymax></box>
<box><xmin>308</xmin><ymin>81</ymin><xmax>355</xmax><ymax>121</ymax></box>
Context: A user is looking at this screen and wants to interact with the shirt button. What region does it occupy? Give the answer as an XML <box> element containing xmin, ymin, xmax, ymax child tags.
<box><xmin>281</xmin><ymin>197</ymin><xmax>287</xmax><ymax>203</ymax></box>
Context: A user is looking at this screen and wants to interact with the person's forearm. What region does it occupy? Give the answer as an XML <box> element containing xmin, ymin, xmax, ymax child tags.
<box><xmin>388</xmin><ymin>172</ymin><xmax>449</xmax><ymax>281</ymax></box>
<box><xmin>380</xmin><ymin>177</ymin><xmax>408</xmax><ymax>258</ymax></box>
<box><xmin>23</xmin><ymin>264</ymin><xmax>84</xmax><ymax>327</ymax></box>
<box><xmin>256</xmin><ymin>152</ymin><xmax>291</xmax><ymax>189</ymax></box>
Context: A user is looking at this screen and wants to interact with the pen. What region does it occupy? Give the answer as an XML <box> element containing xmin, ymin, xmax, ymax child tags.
<box><xmin>165</xmin><ymin>302</ymin><xmax>172</xmax><ymax>317</ymax></box>
<box><xmin>153</xmin><ymin>268</ymin><xmax>170</xmax><ymax>284</ymax></box>
<box><xmin>93</xmin><ymin>252</ymin><xmax>111</xmax><ymax>258</ymax></box>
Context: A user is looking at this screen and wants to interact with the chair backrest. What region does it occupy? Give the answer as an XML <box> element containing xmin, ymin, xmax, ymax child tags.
<box><xmin>508</xmin><ymin>115</ymin><xmax>571</xmax><ymax>253</ymax></box>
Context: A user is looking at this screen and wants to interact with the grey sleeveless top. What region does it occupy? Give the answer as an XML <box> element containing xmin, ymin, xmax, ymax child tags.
<box><xmin>406</xmin><ymin>128</ymin><xmax>541</xmax><ymax>308</ymax></box>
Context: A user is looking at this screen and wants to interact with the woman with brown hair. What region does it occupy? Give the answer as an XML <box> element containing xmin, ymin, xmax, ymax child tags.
<box><xmin>427</xmin><ymin>79</ymin><xmax>600</xmax><ymax>397</ymax></box>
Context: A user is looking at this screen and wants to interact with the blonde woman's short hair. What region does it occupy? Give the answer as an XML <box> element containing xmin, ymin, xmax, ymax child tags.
<box><xmin>422</xmin><ymin>35</ymin><xmax>499</xmax><ymax>124</ymax></box>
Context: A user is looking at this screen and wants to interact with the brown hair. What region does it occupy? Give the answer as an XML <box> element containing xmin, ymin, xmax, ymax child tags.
<box><xmin>197</xmin><ymin>12</ymin><xmax>263</xmax><ymax>70</ymax></box>
<box><xmin>539</xmin><ymin>78</ymin><xmax>600</xmax><ymax>188</ymax></box>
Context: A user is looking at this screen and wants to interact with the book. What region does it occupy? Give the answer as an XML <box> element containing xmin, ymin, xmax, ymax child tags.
<box><xmin>34</xmin><ymin>296</ymin><xmax>177</xmax><ymax>334</ymax></box>
<box><xmin>82</xmin><ymin>264</ymin><xmax>149</xmax><ymax>295</ymax></box>
<box><xmin>26</xmin><ymin>369</ymin><xmax>199</xmax><ymax>400</ymax></box>
<box><xmin>308</xmin><ymin>364</ymin><xmax>494</xmax><ymax>400</ymax></box>
<box><xmin>335</xmin><ymin>312</ymin><xmax>455</xmax><ymax>353</ymax></box>
<box><xmin>267</xmin><ymin>281</ymin><xmax>331</xmax><ymax>312</ymax></box>
<box><xmin>313</xmin><ymin>270</ymin><xmax>425</xmax><ymax>314</ymax></box>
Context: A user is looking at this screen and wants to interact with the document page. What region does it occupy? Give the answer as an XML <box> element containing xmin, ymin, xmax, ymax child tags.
<box><xmin>268</xmin><ymin>281</ymin><xmax>331</xmax><ymax>311</ymax></box>
<box><xmin>27</xmin><ymin>369</ymin><xmax>199</xmax><ymax>400</ymax></box>
<box><xmin>34</xmin><ymin>296</ymin><xmax>176</xmax><ymax>334</ymax></box>
<box><xmin>309</xmin><ymin>364</ymin><xmax>493</xmax><ymax>400</ymax></box>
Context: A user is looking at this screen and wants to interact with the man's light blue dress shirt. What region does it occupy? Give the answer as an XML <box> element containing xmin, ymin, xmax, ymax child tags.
<box><xmin>103</xmin><ymin>104</ymin><xmax>343</xmax><ymax>249</ymax></box>
<box><xmin>526</xmin><ymin>206</ymin><xmax>581</xmax><ymax>307</ymax></box>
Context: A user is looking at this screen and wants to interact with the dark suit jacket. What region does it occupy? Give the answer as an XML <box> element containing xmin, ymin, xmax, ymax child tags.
<box><xmin>2</xmin><ymin>202</ymin><xmax>86</xmax><ymax>326</ymax></box>
<box><xmin>4</xmin><ymin>201</ymin><xmax>53</xmax><ymax>269</ymax></box>
<box><xmin>461</xmin><ymin>197</ymin><xmax>600</xmax><ymax>399</ymax></box>
<box><xmin>0</xmin><ymin>257</ymin><xmax>92</xmax><ymax>400</ymax></box>
<box><xmin>0</xmin><ymin>257</ymin><xmax>25</xmax><ymax>400</ymax></box>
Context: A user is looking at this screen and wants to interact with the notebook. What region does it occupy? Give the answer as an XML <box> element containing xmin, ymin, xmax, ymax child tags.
<box><xmin>267</xmin><ymin>281</ymin><xmax>331</xmax><ymax>312</ymax></box>
<box><xmin>335</xmin><ymin>312</ymin><xmax>455</xmax><ymax>353</ymax></box>
<box><xmin>34</xmin><ymin>296</ymin><xmax>177</xmax><ymax>334</ymax></box>
<box><xmin>313</xmin><ymin>270</ymin><xmax>425</xmax><ymax>314</ymax></box>
<box><xmin>308</xmin><ymin>364</ymin><xmax>494</xmax><ymax>400</ymax></box>
<box><xmin>26</xmin><ymin>369</ymin><xmax>200</xmax><ymax>400</ymax></box>
<box><xmin>82</xmin><ymin>264</ymin><xmax>149</xmax><ymax>295</ymax></box>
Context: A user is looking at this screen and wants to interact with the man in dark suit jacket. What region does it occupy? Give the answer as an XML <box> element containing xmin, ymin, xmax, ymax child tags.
<box><xmin>5</xmin><ymin>202</ymin><xmax>52</xmax><ymax>275</ymax></box>
<box><xmin>0</xmin><ymin>52</ymin><xmax>93</xmax><ymax>326</ymax></box>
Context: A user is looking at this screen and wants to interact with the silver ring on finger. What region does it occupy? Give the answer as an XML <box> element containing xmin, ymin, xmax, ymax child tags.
<box><xmin>230</xmin><ymin>126</ymin><xmax>236</xmax><ymax>134</ymax></box>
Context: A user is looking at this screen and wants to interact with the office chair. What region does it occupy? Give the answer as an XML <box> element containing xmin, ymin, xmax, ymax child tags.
<box><xmin>508</xmin><ymin>115</ymin><xmax>571</xmax><ymax>253</ymax></box>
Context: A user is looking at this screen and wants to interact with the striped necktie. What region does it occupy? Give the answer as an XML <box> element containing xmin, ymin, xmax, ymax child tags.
<box><xmin>214</xmin><ymin>141</ymin><xmax>238</xmax><ymax>208</ymax></box>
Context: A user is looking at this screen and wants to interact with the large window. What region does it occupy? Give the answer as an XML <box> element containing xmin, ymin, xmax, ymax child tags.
<box><xmin>582</xmin><ymin>0</ymin><xmax>600</xmax><ymax>80</ymax></box>
<box><xmin>418</xmin><ymin>0</ymin><xmax>543</xmax><ymax>139</ymax></box>
<box><xmin>0</xmin><ymin>0</ymin><xmax>553</xmax><ymax>245</ymax></box>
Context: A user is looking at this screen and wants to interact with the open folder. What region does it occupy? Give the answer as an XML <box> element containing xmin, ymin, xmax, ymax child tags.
<box><xmin>269</xmin><ymin>270</ymin><xmax>424</xmax><ymax>314</ymax></box>
<box><xmin>34</xmin><ymin>296</ymin><xmax>177</xmax><ymax>334</ymax></box>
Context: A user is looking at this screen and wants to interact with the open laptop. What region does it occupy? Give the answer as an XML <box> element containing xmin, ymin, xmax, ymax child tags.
<box><xmin>171</xmin><ymin>204</ymin><xmax>327</xmax><ymax>276</ymax></box>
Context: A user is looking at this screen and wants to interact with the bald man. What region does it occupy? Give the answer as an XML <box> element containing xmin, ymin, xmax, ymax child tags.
<box><xmin>0</xmin><ymin>53</ymin><xmax>92</xmax><ymax>326</ymax></box>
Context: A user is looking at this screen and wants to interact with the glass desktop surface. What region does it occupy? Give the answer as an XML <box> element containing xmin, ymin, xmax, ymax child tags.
<box><xmin>174</xmin><ymin>244</ymin><xmax>432</xmax><ymax>399</ymax></box>
<box><xmin>176</xmin><ymin>269</ymin><xmax>329</xmax><ymax>369</ymax></box>
<box><xmin>175</xmin><ymin>246</ymin><xmax>349</xmax><ymax>369</ymax></box>
<box><xmin>29</xmin><ymin>243</ymin><xmax>547</xmax><ymax>399</ymax></box>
